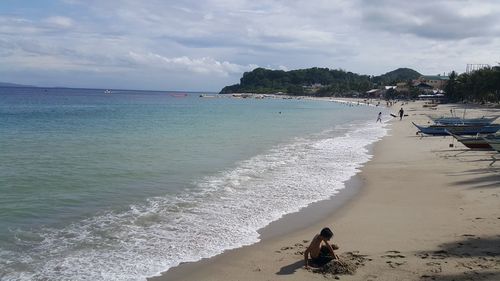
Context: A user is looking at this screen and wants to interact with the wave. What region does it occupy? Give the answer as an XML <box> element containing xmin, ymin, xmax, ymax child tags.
<box><xmin>0</xmin><ymin>121</ymin><xmax>388</xmax><ymax>281</ymax></box>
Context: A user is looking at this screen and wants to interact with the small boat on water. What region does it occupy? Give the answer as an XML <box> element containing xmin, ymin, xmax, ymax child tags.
<box><xmin>413</xmin><ymin>122</ymin><xmax>500</xmax><ymax>136</ymax></box>
<box><xmin>170</xmin><ymin>93</ymin><xmax>188</xmax><ymax>97</ymax></box>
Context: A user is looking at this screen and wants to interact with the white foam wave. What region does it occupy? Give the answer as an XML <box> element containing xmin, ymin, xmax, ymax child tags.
<box><xmin>0</xmin><ymin>121</ymin><xmax>389</xmax><ymax>281</ymax></box>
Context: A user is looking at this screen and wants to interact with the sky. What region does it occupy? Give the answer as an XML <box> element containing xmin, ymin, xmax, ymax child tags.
<box><xmin>1</xmin><ymin>0</ymin><xmax>499</xmax><ymax>91</ymax></box>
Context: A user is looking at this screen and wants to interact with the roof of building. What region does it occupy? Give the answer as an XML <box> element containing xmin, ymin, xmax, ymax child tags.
<box><xmin>421</xmin><ymin>75</ymin><xmax>449</xmax><ymax>81</ymax></box>
<box><xmin>416</xmin><ymin>82</ymin><xmax>433</xmax><ymax>89</ymax></box>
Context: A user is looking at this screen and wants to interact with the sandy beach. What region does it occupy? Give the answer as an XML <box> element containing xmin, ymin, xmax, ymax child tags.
<box><xmin>150</xmin><ymin>101</ymin><xmax>500</xmax><ymax>281</ymax></box>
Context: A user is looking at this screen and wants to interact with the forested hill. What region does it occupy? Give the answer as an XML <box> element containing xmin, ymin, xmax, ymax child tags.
<box><xmin>219</xmin><ymin>67</ymin><xmax>421</xmax><ymax>96</ymax></box>
<box><xmin>372</xmin><ymin>68</ymin><xmax>421</xmax><ymax>85</ymax></box>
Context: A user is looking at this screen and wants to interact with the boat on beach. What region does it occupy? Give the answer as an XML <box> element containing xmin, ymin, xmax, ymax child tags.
<box><xmin>428</xmin><ymin>115</ymin><xmax>498</xmax><ymax>125</ymax></box>
<box><xmin>445</xmin><ymin>131</ymin><xmax>495</xmax><ymax>150</ymax></box>
<box><xmin>483</xmin><ymin>138</ymin><xmax>500</xmax><ymax>153</ymax></box>
<box><xmin>413</xmin><ymin>122</ymin><xmax>500</xmax><ymax>136</ymax></box>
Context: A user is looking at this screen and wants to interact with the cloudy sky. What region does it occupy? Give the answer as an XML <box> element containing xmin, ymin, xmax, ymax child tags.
<box><xmin>1</xmin><ymin>0</ymin><xmax>499</xmax><ymax>91</ymax></box>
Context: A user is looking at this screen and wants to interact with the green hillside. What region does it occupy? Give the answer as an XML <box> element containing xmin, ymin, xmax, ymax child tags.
<box><xmin>372</xmin><ymin>68</ymin><xmax>421</xmax><ymax>85</ymax></box>
<box><xmin>219</xmin><ymin>67</ymin><xmax>421</xmax><ymax>96</ymax></box>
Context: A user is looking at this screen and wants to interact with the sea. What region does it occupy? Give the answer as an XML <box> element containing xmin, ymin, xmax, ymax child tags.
<box><xmin>0</xmin><ymin>87</ymin><xmax>389</xmax><ymax>281</ymax></box>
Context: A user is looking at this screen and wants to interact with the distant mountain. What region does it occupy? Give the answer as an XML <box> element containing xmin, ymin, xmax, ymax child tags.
<box><xmin>0</xmin><ymin>82</ymin><xmax>34</xmax><ymax>87</ymax></box>
<box><xmin>219</xmin><ymin>67</ymin><xmax>421</xmax><ymax>96</ymax></box>
<box><xmin>372</xmin><ymin>68</ymin><xmax>421</xmax><ymax>85</ymax></box>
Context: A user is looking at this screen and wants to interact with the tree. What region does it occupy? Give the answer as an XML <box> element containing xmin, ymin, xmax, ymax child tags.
<box><xmin>219</xmin><ymin>67</ymin><xmax>421</xmax><ymax>96</ymax></box>
<box><xmin>444</xmin><ymin>67</ymin><xmax>500</xmax><ymax>103</ymax></box>
<box><xmin>445</xmin><ymin>71</ymin><xmax>458</xmax><ymax>102</ymax></box>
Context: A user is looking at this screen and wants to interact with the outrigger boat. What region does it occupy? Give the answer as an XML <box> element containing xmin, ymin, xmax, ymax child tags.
<box><xmin>428</xmin><ymin>116</ymin><xmax>498</xmax><ymax>125</ymax></box>
<box><xmin>445</xmin><ymin>131</ymin><xmax>495</xmax><ymax>150</ymax></box>
<box><xmin>484</xmin><ymin>138</ymin><xmax>500</xmax><ymax>153</ymax></box>
<box><xmin>480</xmin><ymin>137</ymin><xmax>500</xmax><ymax>166</ymax></box>
<box><xmin>413</xmin><ymin>122</ymin><xmax>500</xmax><ymax>136</ymax></box>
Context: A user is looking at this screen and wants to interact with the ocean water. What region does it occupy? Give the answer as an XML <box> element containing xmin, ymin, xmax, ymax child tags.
<box><xmin>0</xmin><ymin>87</ymin><xmax>389</xmax><ymax>280</ymax></box>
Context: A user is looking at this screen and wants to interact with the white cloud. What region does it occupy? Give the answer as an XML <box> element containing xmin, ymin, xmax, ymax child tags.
<box><xmin>359</xmin><ymin>0</ymin><xmax>500</xmax><ymax>40</ymax></box>
<box><xmin>44</xmin><ymin>16</ymin><xmax>74</xmax><ymax>29</ymax></box>
<box><xmin>127</xmin><ymin>51</ymin><xmax>257</xmax><ymax>76</ymax></box>
<box><xmin>1</xmin><ymin>0</ymin><xmax>500</xmax><ymax>90</ymax></box>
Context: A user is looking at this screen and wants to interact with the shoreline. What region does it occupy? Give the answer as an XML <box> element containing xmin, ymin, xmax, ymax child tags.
<box><xmin>150</xmin><ymin>100</ymin><xmax>500</xmax><ymax>281</ymax></box>
<box><xmin>257</xmin><ymin>175</ymin><xmax>363</xmax><ymax>241</ymax></box>
<box><xmin>149</xmin><ymin>174</ymin><xmax>366</xmax><ymax>281</ymax></box>
<box><xmin>148</xmin><ymin>99</ymin><xmax>388</xmax><ymax>280</ymax></box>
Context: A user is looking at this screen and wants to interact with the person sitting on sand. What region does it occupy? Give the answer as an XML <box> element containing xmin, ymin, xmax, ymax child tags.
<box><xmin>304</xmin><ymin>227</ymin><xmax>339</xmax><ymax>269</ymax></box>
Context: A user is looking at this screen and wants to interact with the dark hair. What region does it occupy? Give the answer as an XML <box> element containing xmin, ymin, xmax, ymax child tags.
<box><xmin>320</xmin><ymin>227</ymin><xmax>333</xmax><ymax>239</ymax></box>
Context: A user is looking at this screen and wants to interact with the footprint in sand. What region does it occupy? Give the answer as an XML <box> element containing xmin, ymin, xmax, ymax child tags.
<box><xmin>381</xmin><ymin>251</ymin><xmax>406</xmax><ymax>259</ymax></box>
<box><xmin>431</xmin><ymin>250</ymin><xmax>450</xmax><ymax>259</ymax></box>
<box><xmin>385</xmin><ymin>260</ymin><xmax>407</xmax><ymax>268</ymax></box>
<box><xmin>417</xmin><ymin>250</ymin><xmax>451</xmax><ymax>260</ymax></box>
<box><xmin>381</xmin><ymin>251</ymin><xmax>407</xmax><ymax>268</ymax></box>
<box><xmin>386</xmin><ymin>250</ymin><xmax>401</xmax><ymax>253</ymax></box>
<box><xmin>425</xmin><ymin>262</ymin><xmax>442</xmax><ymax>273</ymax></box>
<box><xmin>417</xmin><ymin>253</ymin><xmax>430</xmax><ymax>259</ymax></box>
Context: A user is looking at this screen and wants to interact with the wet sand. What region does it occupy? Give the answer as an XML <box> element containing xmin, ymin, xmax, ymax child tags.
<box><xmin>150</xmin><ymin>100</ymin><xmax>500</xmax><ymax>281</ymax></box>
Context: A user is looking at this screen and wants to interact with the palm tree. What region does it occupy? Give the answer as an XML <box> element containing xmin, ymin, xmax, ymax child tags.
<box><xmin>445</xmin><ymin>71</ymin><xmax>459</xmax><ymax>101</ymax></box>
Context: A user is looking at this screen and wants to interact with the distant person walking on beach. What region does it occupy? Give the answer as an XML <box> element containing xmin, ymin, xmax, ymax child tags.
<box><xmin>376</xmin><ymin>112</ymin><xmax>382</xmax><ymax>123</ymax></box>
<box><xmin>399</xmin><ymin>108</ymin><xmax>404</xmax><ymax>120</ymax></box>
<box><xmin>304</xmin><ymin>227</ymin><xmax>339</xmax><ymax>269</ymax></box>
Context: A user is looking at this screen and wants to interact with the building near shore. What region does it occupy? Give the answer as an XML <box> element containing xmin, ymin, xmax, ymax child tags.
<box><xmin>415</xmin><ymin>75</ymin><xmax>449</xmax><ymax>90</ymax></box>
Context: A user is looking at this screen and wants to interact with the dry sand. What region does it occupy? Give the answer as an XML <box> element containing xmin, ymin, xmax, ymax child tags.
<box><xmin>150</xmin><ymin>101</ymin><xmax>500</xmax><ymax>281</ymax></box>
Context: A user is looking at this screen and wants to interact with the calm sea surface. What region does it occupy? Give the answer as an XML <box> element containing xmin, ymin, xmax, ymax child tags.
<box><xmin>0</xmin><ymin>87</ymin><xmax>389</xmax><ymax>280</ymax></box>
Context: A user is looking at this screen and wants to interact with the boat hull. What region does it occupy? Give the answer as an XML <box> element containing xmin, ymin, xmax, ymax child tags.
<box><xmin>446</xmin><ymin>131</ymin><xmax>494</xmax><ymax>149</ymax></box>
<box><xmin>458</xmin><ymin>140</ymin><xmax>492</xmax><ymax>149</ymax></box>
<box><xmin>413</xmin><ymin>123</ymin><xmax>500</xmax><ymax>136</ymax></box>
<box><xmin>484</xmin><ymin>139</ymin><xmax>500</xmax><ymax>153</ymax></box>
<box><xmin>430</xmin><ymin>116</ymin><xmax>498</xmax><ymax>125</ymax></box>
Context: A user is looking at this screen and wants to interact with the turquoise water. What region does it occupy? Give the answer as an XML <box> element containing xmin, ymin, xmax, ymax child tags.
<box><xmin>0</xmin><ymin>87</ymin><xmax>388</xmax><ymax>280</ymax></box>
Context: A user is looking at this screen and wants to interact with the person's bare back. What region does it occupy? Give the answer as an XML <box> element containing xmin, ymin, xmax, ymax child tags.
<box><xmin>304</xmin><ymin>227</ymin><xmax>339</xmax><ymax>268</ymax></box>
<box><xmin>307</xmin><ymin>234</ymin><xmax>323</xmax><ymax>258</ymax></box>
